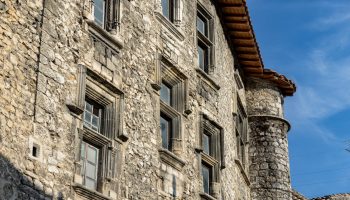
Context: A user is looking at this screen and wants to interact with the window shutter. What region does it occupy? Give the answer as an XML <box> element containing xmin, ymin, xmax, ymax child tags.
<box><xmin>220</xmin><ymin>129</ymin><xmax>225</xmax><ymax>169</ymax></box>
<box><xmin>105</xmin><ymin>145</ymin><xmax>117</xmax><ymax>180</ymax></box>
<box><xmin>103</xmin><ymin>103</ymin><xmax>116</xmax><ymax>139</ymax></box>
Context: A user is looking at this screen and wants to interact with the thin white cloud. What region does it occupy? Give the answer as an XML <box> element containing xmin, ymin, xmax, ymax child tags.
<box><xmin>285</xmin><ymin>4</ymin><xmax>350</xmax><ymax>144</ymax></box>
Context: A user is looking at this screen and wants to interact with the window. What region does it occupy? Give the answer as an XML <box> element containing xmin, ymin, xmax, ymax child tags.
<box><xmin>80</xmin><ymin>141</ymin><xmax>100</xmax><ymax>190</ymax></box>
<box><xmin>160</xmin><ymin>82</ymin><xmax>172</xmax><ymax>106</ymax></box>
<box><xmin>197</xmin><ymin>14</ymin><xmax>208</xmax><ymax>37</ymax></box>
<box><xmin>84</xmin><ymin>99</ymin><xmax>103</xmax><ymax>133</ymax></box>
<box><xmin>87</xmin><ymin>0</ymin><xmax>120</xmax><ymax>31</ymax></box>
<box><xmin>202</xmin><ymin>131</ymin><xmax>211</xmax><ymax>155</ymax></box>
<box><xmin>199</xmin><ymin>114</ymin><xmax>224</xmax><ymax>199</ymax></box>
<box><xmin>197</xmin><ymin>4</ymin><xmax>214</xmax><ymax>74</ymax></box>
<box><xmin>155</xmin><ymin>56</ymin><xmax>189</xmax><ymax>155</ymax></box>
<box><xmin>160</xmin><ymin>114</ymin><xmax>173</xmax><ymax>150</ymax></box>
<box><xmin>202</xmin><ymin>163</ymin><xmax>212</xmax><ymax>194</ymax></box>
<box><xmin>197</xmin><ymin>43</ymin><xmax>208</xmax><ymax>72</ymax></box>
<box><xmin>161</xmin><ymin>0</ymin><xmax>174</xmax><ymax>22</ymax></box>
<box><xmin>93</xmin><ymin>0</ymin><xmax>106</xmax><ymax>27</ymax></box>
<box><xmin>71</xmin><ymin>66</ymin><xmax>126</xmax><ymax>199</ymax></box>
<box><xmin>236</xmin><ymin>99</ymin><xmax>248</xmax><ymax>168</ymax></box>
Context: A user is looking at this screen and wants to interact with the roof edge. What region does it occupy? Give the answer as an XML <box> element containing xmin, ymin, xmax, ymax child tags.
<box><xmin>217</xmin><ymin>0</ymin><xmax>296</xmax><ymax>96</ymax></box>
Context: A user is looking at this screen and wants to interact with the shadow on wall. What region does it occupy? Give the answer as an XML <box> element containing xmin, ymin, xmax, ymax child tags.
<box><xmin>0</xmin><ymin>153</ymin><xmax>62</xmax><ymax>200</ymax></box>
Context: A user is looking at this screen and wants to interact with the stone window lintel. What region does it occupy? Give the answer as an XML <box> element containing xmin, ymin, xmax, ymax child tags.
<box><xmin>87</xmin><ymin>20</ymin><xmax>123</xmax><ymax>53</ymax></box>
<box><xmin>155</xmin><ymin>12</ymin><xmax>184</xmax><ymax>41</ymax></box>
<box><xmin>199</xmin><ymin>192</ymin><xmax>217</xmax><ymax>200</ymax></box>
<box><xmin>196</xmin><ymin>68</ymin><xmax>220</xmax><ymax>90</ymax></box>
<box><xmin>158</xmin><ymin>148</ymin><xmax>186</xmax><ymax>171</ymax></box>
<box><xmin>201</xmin><ymin>153</ymin><xmax>218</xmax><ymax>167</ymax></box>
<box><xmin>73</xmin><ymin>183</ymin><xmax>113</xmax><ymax>200</ymax></box>
<box><xmin>78</xmin><ymin>128</ymin><xmax>111</xmax><ymax>147</ymax></box>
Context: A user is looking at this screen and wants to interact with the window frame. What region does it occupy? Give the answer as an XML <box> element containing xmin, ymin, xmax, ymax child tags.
<box><xmin>196</xmin><ymin>3</ymin><xmax>215</xmax><ymax>74</ymax></box>
<box><xmin>71</xmin><ymin>65</ymin><xmax>127</xmax><ymax>199</ymax></box>
<box><xmin>80</xmin><ymin>140</ymin><xmax>101</xmax><ymax>190</ymax></box>
<box><xmin>84</xmin><ymin>98</ymin><xmax>104</xmax><ymax>134</ymax></box>
<box><xmin>88</xmin><ymin>0</ymin><xmax>121</xmax><ymax>31</ymax></box>
<box><xmin>235</xmin><ymin>97</ymin><xmax>248</xmax><ymax>169</ymax></box>
<box><xmin>160</xmin><ymin>112</ymin><xmax>173</xmax><ymax>151</ymax></box>
<box><xmin>160</xmin><ymin>81</ymin><xmax>173</xmax><ymax>107</ymax></box>
<box><xmin>92</xmin><ymin>0</ymin><xmax>106</xmax><ymax>28</ymax></box>
<box><xmin>161</xmin><ymin>0</ymin><xmax>175</xmax><ymax>22</ymax></box>
<box><xmin>199</xmin><ymin>113</ymin><xmax>224</xmax><ymax>199</ymax></box>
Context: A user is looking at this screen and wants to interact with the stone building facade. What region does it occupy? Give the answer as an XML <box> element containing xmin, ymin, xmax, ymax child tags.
<box><xmin>0</xmin><ymin>0</ymin><xmax>297</xmax><ymax>199</ymax></box>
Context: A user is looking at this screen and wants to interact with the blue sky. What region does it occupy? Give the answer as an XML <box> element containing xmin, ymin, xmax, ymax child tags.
<box><xmin>247</xmin><ymin>0</ymin><xmax>350</xmax><ymax>198</ymax></box>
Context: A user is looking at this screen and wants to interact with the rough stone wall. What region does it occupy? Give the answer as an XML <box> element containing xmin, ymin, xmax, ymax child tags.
<box><xmin>312</xmin><ymin>194</ymin><xmax>350</xmax><ymax>200</ymax></box>
<box><xmin>0</xmin><ymin>0</ymin><xmax>56</xmax><ymax>199</ymax></box>
<box><xmin>292</xmin><ymin>189</ymin><xmax>308</xmax><ymax>200</ymax></box>
<box><xmin>246</xmin><ymin>78</ymin><xmax>292</xmax><ymax>200</ymax></box>
<box><xmin>0</xmin><ymin>0</ymin><xmax>290</xmax><ymax>200</ymax></box>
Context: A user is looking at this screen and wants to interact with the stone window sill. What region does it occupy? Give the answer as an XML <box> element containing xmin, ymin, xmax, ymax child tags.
<box><xmin>87</xmin><ymin>20</ymin><xmax>123</xmax><ymax>53</ymax></box>
<box><xmin>234</xmin><ymin>159</ymin><xmax>250</xmax><ymax>186</ymax></box>
<box><xmin>200</xmin><ymin>192</ymin><xmax>216</xmax><ymax>200</ymax></box>
<box><xmin>73</xmin><ymin>183</ymin><xmax>113</xmax><ymax>200</ymax></box>
<box><xmin>159</xmin><ymin>148</ymin><xmax>186</xmax><ymax>171</ymax></box>
<box><xmin>155</xmin><ymin>12</ymin><xmax>184</xmax><ymax>41</ymax></box>
<box><xmin>195</xmin><ymin>68</ymin><xmax>220</xmax><ymax>90</ymax></box>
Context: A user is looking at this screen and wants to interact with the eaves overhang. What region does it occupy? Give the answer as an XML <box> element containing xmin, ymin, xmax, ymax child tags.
<box><xmin>217</xmin><ymin>0</ymin><xmax>296</xmax><ymax>96</ymax></box>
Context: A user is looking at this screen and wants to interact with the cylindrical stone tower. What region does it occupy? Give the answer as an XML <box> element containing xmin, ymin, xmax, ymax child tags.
<box><xmin>246</xmin><ymin>78</ymin><xmax>292</xmax><ymax>200</ymax></box>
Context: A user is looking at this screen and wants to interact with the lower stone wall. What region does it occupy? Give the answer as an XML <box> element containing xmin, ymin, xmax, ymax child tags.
<box><xmin>0</xmin><ymin>155</ymin><xmax>54</xmax><ymax>200</ymax></box>
<box><xmin>312</xmin><ymin>194</ymin><xmax>350</xmax><ymax>200</ymax></box>
<box><xmin>251</xmin><ymin>188</ymin><xmax>292</xmax><ymax>200</ymax></box>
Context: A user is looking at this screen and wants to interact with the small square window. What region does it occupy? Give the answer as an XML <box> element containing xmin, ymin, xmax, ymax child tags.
<box><xmin>160</xmin><ymin>82</ymin><xmax>172</xmax><ymax>106</ymax></box>
<box><xmin>32</xmin><ymin>144</ymin><xmax>40</xmax><ymax>158</ymax></box>
<box><xmin>160</xmin><ymin>114</ymin><xmax>173</xmax><ymax>150</ymax></box>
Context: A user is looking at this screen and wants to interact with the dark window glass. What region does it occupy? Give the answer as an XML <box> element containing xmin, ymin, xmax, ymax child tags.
<box><xmin>202</xmin><ymin>163</ymin><xmax>211</xmax><ymax>194</ymax></box>
<box><xmin>160</xmin><ymin>82</ymin><xmax>172</xmax><ymax>106</ymax></box>
<box><xmin>81</xmin><ymin>141</ymin><xmax>99</xmax><ymax>190</ymax></box>
<box><xmin>32</xmin><ymin>146</ymin><xmax>38</xmax><ymax>157</ymax></box>
<box><xmin>160</xmin><ymin>114</ymin><xmax>172</xmax><ymax>150</ymax></box>
<box><xmin>94</xmin><ymin>0</ymin><xmax>105</xmax><ymax>27</ymax></box>
<box><xmin>197</xmin><ymin>14</ymin><xmax>207</xmax><ymax>36</ymax></box>
<box><xmin>198</xmin><ymin>44</ymin><xmax>208</xmax><ymax>72</ymax></box>
<box><xmin>202</xmin><ymin>132</ymin><xmax>211</xmax><ymax>155</ymax></box>
<box><xmin>161</xmin><ymin>0</ymin><xmax>173</xmax><ymax>22</ymax></box>
<box><xmin>84</xmin><ymin>99</ymin><xmax>103</xmax><ymax>133</ymax></box>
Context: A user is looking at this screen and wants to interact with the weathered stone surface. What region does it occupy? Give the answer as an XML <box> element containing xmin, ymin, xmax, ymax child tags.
<box><xmin>0</xmin><ymin>0</ymin><xmax>301</xmax><ymax>200</ymax></box>
<box><xmin>311</xmin><ymin>194</ymin><xmax>350</xmax><ymax>200</ymax></box>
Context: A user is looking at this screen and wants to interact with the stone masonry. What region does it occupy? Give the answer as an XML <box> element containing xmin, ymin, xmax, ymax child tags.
<box><xmin>0</xmin><ymin>0</ymin><xmax>297</xmax><ymax>200</ymax></box>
